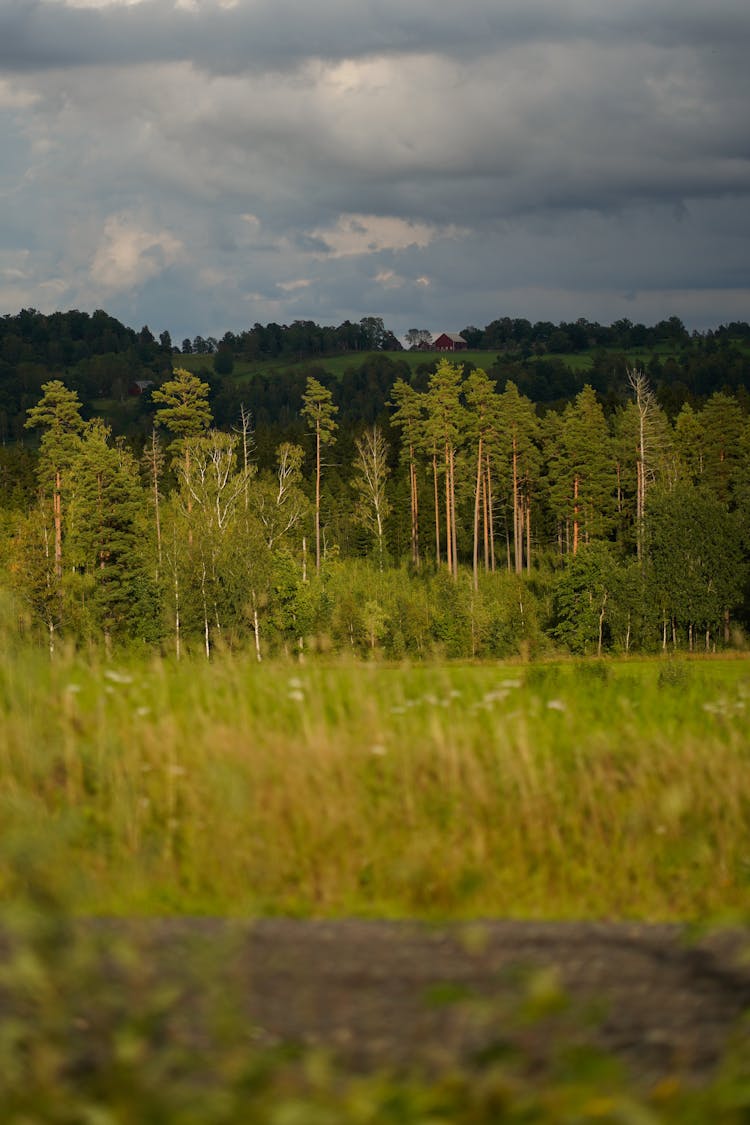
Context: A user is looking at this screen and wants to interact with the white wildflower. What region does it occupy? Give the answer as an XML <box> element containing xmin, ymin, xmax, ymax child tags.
<box><xmin>370</xmin><ymin>744</ymin><xmax>387</xmax><ymax>756</ymax></box>
<box><xmin>103</xmin><ymin>669</ymin><xmax>134</xmax><ymax>684</ymax></box>
<box><xmin>288</xmin><ymin>689</ymin><xmax>305</xmax><ymax>703</ymax></box>
<box><xmin>546</xmin><ymin>699</ymin><xmax>566</xmax><ymax>712</ymax></box>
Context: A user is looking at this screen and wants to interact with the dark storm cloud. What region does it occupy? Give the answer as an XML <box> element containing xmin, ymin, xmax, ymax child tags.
<box><xmin>1</xmin><ymin>0</ymin><xmax>749</xmax><ymax>338</ymax></box>
<box><xmin>1</xmin><ymin>0</ymin><xmax>749</xmax><ymax>74</ymax></box>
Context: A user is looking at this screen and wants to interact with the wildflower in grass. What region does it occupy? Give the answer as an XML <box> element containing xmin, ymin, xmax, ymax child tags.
<box><xmin>65</xmin><ymin>683</ymin><xmax>81</xmax><ymax>694</ymax></box>
<box><xmin>499</xmin><ymin>679</ymin><xmax>522</xmax><ymax>689</ymax></box>
<box><xmin>546</xmin><ymin>699</ymin><xmax>566</xmax><ymax>712</ymax></box>
<box><xmin>370</xmin><ymin>743</ymin><xmax>387</xmax><ymax>756</ymax></box>
<box><xmin>288</xmin><ymin>689</ymin><xmax>304</xmax><ymax>703</ymax></box>
<box><xmin>103</xmin><ymin>669</ymin><xmax>134</xmax><ymax>684</ymax></box>
<box><xmin>135</xmin><ymin>706</ymin><xmax>150</xmax><ymax>718</ymax></box>
<box><xmin>484</xmin><ymin>689</ymin><xmax>509</xmax><ymax>704</ymax></box>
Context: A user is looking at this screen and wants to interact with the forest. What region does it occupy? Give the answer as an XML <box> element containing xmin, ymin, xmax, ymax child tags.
<box><xmin>1</xmin><ymin>307</ymin><xmax>749</xmax><ymax>659</ymax></box>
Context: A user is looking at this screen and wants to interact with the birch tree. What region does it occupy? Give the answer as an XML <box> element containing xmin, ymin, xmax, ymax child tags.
<box><xmin>301</xmin><ymin>376</ymin><xmax>338</xmax><ymax>571</ymax></box>
<box><xmin>351</xmin><ymin>425</ymin><xmax>392</xmax><ymax>569</ymax></box>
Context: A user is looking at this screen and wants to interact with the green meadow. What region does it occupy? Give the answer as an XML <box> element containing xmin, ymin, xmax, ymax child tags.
<box><xmin>3</xmin><ymin>649</ymin><xmax>749</xmax><ymax>922</ymax></box>
<box><xmin>3</xmin><ymin>649</ymin><xmax>750</xmax><ymax>1119</ymax></box>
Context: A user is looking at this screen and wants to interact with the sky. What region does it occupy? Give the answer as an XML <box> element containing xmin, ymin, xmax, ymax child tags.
<box><xmin>1</xmin><ymin>0</ymin><xmax>749</xmax><ymax>344</ymax></box>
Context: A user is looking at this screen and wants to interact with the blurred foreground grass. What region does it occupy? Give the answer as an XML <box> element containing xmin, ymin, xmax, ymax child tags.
<box><xmin>1</xmin><ymin>650</ymin><xmax>749</xmax><ymax>921</ymax></box>
<box><xmin>0</xmin><ymin>903</ymin><xmax>750</xmax><ymax>1122</ymax></box>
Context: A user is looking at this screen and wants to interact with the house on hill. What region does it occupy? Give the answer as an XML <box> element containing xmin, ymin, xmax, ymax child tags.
<box><xmin>433</xmin><ymin>332</ymin><xmax>468</xmax><ymax>352</ymax></box>
<box><xmin>129</xmin><ymin>379</ymin><xmax>154</xmax><ymax>396</ymax></box>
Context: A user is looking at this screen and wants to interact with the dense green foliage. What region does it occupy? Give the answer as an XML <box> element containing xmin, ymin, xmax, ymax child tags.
<box><xmin>2</xmin><ymin>307</ymin><xmax>750</xmax><ymax>656</ymax></box>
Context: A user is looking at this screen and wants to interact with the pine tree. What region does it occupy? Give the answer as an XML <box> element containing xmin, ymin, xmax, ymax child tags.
<box><xmin>66</xmin><ymin>419</ymin><xmax>153</xmax><ymax>646</ymax></box>
<box><xmin>425</xmin><ymin>360</ymin><xmax>466</xmax><ymax>577</ymax></box>
<box><xmin>496</xmin><ymin>381</ymin><xmax>540</xmax><ymax>574</ymax></box>
<box><xmin>546</xmin><ymin>386</ymin><xmax>615</xmax><ymax>555</ymax></box>
<box><xmin>389</xmin><ymin>379</ymin><xmax>424</xmax><ymax>569</ymax></box>
<box><xmin>464</xmin><ymin>369</ymin><xmax>499</xmax><ymax>589</ymax></box>
<box><xmin>152</xmin><ymin>367</ymin><xmax>212</xmax><ymax>485</ymax></box>
<box><xmin>25</xmin><ymin>380</ymin><xmax>84</xmax><ymax>579</ymax></box>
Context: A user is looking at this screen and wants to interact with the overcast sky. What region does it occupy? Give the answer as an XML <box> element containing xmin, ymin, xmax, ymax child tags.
<box><xmin>1</xmin><ymin>0</ymin><xmax>749</xmax><ymax>342</ymax></box>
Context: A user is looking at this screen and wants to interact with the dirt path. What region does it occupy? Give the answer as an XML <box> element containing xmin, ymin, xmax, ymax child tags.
<box><xmin>90</xmin><ymin>918</ymin><xmax>750</xmax><ymax>1082</ymax></box>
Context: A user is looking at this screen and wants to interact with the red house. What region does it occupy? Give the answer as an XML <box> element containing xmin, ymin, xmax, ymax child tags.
<box><xmin>433</xmin><ymin>332</ymin><xmax>468</xmax><ymax>352</ymax></box>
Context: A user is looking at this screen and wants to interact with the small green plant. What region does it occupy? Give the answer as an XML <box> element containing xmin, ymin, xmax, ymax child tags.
<box><xmin>658</xmin><ymin>659</ymin><xmax>693</xmax><ymax>689</ymax></box>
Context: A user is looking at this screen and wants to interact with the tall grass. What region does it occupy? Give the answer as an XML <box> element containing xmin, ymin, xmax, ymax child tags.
<box><xmin>1</xmin><ymin>650</ymin><xmax>749</xmax><ymax>920</ymax></box>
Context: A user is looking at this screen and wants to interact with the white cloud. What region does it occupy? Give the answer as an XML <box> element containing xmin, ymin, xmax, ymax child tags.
<box><xmin>0</xmin><ymin>79</ymin><xmax>39</xmax><ymax>109</ymax></box>
<box><xmin>277</xmin><ymin>278</ymin><xmax>312</xmax><ymax>292</ymax></box>
<box><xmin>90</xmin><ymin>213</ymin><xmax>184</xmax><ymax>291</ymax></box>
<box><xmin>308</xmin><ymin>214</ymin><xmax>463</xmax><ymax>258</ymax></box>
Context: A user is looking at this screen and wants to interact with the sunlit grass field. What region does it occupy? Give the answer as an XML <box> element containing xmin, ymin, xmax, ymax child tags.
<box><xmin>2</xmin><ymin>650</ymin><xmax>749</xmax><ymax>922</ymax></box>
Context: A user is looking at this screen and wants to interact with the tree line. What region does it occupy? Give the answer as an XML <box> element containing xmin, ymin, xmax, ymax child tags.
<box><xmin>2</xmin><ymin>359</ymin><xmax>748</xmax><ymax>660</ymax></box>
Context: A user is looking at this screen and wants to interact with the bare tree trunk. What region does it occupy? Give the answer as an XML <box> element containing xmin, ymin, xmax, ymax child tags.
<box><xmin>450</xmin><ymin>446</ymin><xmax>458</xmax><ymax>577</ymax></box>
<box><xmin>252</xmin><ymin>589</ymin><xmax>262</xmax><ymax>663</ymax></box>
<box><xmin>512</xmin><ymin>437</ymin><xmax>522</xmax><ymax>574</ymax></box>
<box><xmin>525</xmin><ymin>491</ymin><xmax>532</xmax><ymax>574</ymax></box>
<box><xmin>409</xmin><ymin>446</ymin><xmax>419</xmax><ymax>568</ymax></box>
<box><xmin>237</xmin><ymin>403</ymin><xmax>253</xmax><ymax>511</ymax></box>
<box><xmin>315</xmin><ymin>423</ymin><xmax>321</xmax><ymax>571</ymax></box>
<box><xmin>433</xmin><ymin>454</ymin><xmax>441</xmax><ymax>567</ymax></box>
<box><xmin>201</xmin><ymin>560</ymin><xmax>210</xmax><ymax>660</ymax></box>
<box><xmin>444</xmin><ymin>445</ymin><xmax>452</xmax><ymax>575</ymax></box>
<box><xmin>598</xmin><ymin>591</ymin><xmax>607</xmax><ymax>656</ymax></box>
<box><xmin>54</xmin><ymin>468</ymin><xmax>62</xmax><ymax>579</ymax></box>
<box><xmin>174</xmin><ymin>570</ymin><xmax>181</xmax><ymax>661</ymax></box>
<box><xmin>481</xmin><ymin>469</ymin><xmax>489</xmax><ymax>571</ymax></box>
<box><xmin>485</xmin><ymin>454</ymin><xmax>496</xmax><ymax>571</ymax></box>
<box><xmin>572</xmin><ymin>475</ymin><xmax>580</xmax><ymax>556</ymax></box>
<box><xmin>472</xmin><ymin>436</ymin><xmax>482</xmax><ymax>591</ymax></box>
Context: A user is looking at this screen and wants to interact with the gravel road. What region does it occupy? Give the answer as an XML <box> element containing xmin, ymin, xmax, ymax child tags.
<box><xmin>82</xmin><ymin>918</ymin><xmax>750</xmax><ymax>1083</ymax></box>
